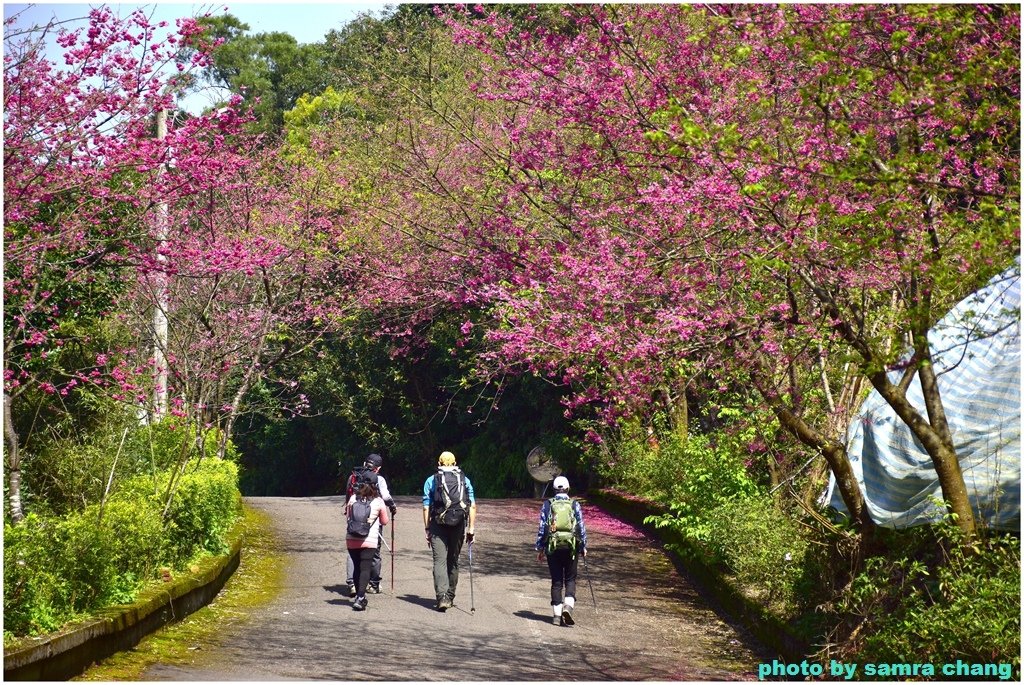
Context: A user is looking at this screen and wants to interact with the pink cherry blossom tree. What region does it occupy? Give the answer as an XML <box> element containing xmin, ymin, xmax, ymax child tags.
<box><xmin>3</xmin><ymin>6</ymin><xmax>234</xmax><ymax>521</ymax></box>
<box><xmin>3</xmin><ymin>7</ymin><xmax>356</xmax><ymax>521</ymax></box>
<box><xmin>435</xmin><ymin>4</ymin><xmax>1019</xmax><ymax>536</ymax></box>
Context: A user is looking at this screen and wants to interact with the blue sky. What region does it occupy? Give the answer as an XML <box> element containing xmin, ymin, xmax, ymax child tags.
<box><xmin>4</xmin><ymin>2</ymin><xmax>390</xmax><ymax>45</ymax></box>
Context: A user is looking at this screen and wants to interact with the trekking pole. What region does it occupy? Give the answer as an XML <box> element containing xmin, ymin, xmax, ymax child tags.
<box><xmin>584</xmin><ymin>553</ymin><xmax>598</xmax><ymax>613</ymax></box>
<box><xmin>468</xmin><ymin>539</ymin><xmax>476</xmax><ymax>614</ymax></box>
<box><xmin>390</xmin><ymin>517</ymin><xmax>395</xmax><ymax>593</ymax></box>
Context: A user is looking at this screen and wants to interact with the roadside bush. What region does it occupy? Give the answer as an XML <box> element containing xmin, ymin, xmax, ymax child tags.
<box><xmin>23</xmin><ymin>416</ymin><xmax>140</xmax><ymax>517</ymax></box>
<box><xmin>4</xmin><ymin>457</ymin><xmax>241</xmax><ymax>641</ymax></box>
<box><xmin>638</xmin><ymin>431</ymin><xmax>759</xmax><ymax>548</ymax></box>
<box><xmin>163</xmin><ymin>459</ymin><xmax>242</xmax><ymax>565</ymax></box>
<box><xmin>704</xmin><ymin>496</ymin><xmax>821</xmax><ymax>615</ymax></box>
<box><xmin>123</xmin><ymin>419</ymin><xmax>238</xmax><ymax>475</ymax></box>
<box><xmin>4</xmin><ymin>515</ymin><xmax>64</xmax><ymax>635</ymax></box>
<box><xmin>841</xmin><ymin>530</ymin><xmax>1020</xmax><ymax>674</ymax></box>
<box><xmin>2</xmin><ymin>498</ymin><xmax>164</xmax><ymax>637</ymax></box>
<box><xmin>98</xmin><ymin>499</ymin><xmax>165</xmax><ymax>599</ymax></box>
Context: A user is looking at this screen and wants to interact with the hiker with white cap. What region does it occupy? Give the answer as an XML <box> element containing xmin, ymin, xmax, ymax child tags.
<box><xmin>535</xmin><ymin>475</ymin><xmax>588</xmax><ymax>626</ymax></box>
<box><xmin>422</xmin><ymin>450</ymin><xmax>477</xmax><ymax>611</ymax></box>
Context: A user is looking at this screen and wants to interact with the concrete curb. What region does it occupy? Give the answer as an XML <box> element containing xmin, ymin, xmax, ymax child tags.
<box><xmin>3</xmin><ymin>521</ymin><xmax>244</xmax><ymax>681</ymax></box>
<box><xmin>586</xmin><ymin>488</ymin><xmax>812</xmax><ymax>662</ymax></box>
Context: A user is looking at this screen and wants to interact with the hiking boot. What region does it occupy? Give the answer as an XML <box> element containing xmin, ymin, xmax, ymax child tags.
<box><xmin>367</xmin><ymin>583</ymin><xmax>381</xmax><ymax>594</ymax></box>
<box><xmin>561</xmin><ymin>606</ymin><xmax>575</xmax><ymax>626</ymax></box>
<box><xmin>353</xmin><ymin>596</ymin><xmax>368</xmax><ymax>611</ymax></box>
<box><xmin>553</xmin><ymin>615</ymin><xmax>562</xmax><ymax>626</ymax></box>
<box><xmin>436</xmin><ymin>596</ymin><xmax>452</xmax><ymax>611</ymax></box>
<box><xmin>346</xmin><ymin>583</ymin><xmax>355</xmax><ymax>598</ymax></box>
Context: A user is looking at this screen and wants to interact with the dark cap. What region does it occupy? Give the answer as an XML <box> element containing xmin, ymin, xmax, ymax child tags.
<box><xmin>364</xmin><ymin>453</ymin><xmax>383</xmax><ymax>468</ymax></box>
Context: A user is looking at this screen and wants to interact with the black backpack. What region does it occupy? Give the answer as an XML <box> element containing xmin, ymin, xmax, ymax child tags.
<box><xmin>346</xmin><ymin>465</ymin><xmax>378</xmax><ymax>498</ymax></box>
<box><xmin>431</xmin><ymin>467</ymin><xmax>469</xmax><ymax>526</ymax></box>
<box><xmin>347</xmin><ymin>496</ymin><xmax>373</xmax><ymax>537</ymax></box>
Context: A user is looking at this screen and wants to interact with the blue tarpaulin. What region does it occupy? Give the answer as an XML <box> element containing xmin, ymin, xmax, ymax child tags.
<box><xmin>826</xmin><ymin>262</ymin><xmax>1021</xmax><ymax>530</ymax></box>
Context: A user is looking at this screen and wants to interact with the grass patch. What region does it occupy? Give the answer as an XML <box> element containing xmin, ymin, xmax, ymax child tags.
<box><xmin>73</xmin><ymin>504</ymin><xmax>284</xmax><ymax>681</ymax></box>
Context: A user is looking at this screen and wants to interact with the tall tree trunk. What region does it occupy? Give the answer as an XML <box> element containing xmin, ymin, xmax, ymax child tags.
<box><xmin>3</xmin><ymin>392</ymin><xmax>25</xmax><ymax>523</ymax></box>
<box><xmin>867</xmin><ymin>364</ymin><xmax>977</xmax><ymax>538</ymax></box>
<box><xmin>662</xmin><ymin>384</ymin><xmax>688</xmax><ymax>442</ymax></box>
<box><xmin>751</xmin><ymin>372</ymin><xmax>874</xmax><ymax>534</ymax></box>
<box><xmin>911</xmin><ymin>271</ymin><xmax>977</xmax><ymax>538</ymax></box>
<box><xmin>220</xmin><ymin>364</ymin><xmax>258</xmax><ymax>459</ymax></box>
<box><xmin>652</xmin><ymin>384</ymin><xmax>688</xmax><ymax>447</ymax></box>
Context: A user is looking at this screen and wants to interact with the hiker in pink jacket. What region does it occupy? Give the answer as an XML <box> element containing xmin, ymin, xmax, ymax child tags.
<box><xmin>346</xmin><ymin>481</ymin><xmax>390</xmax><ymax>611</ymax></box>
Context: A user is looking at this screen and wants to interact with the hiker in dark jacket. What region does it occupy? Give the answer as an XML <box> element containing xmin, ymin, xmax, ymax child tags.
<box><xmin>346</xmin><ymin>453</ymin><xmax>397</xmax><ymax>596</ymax></box>
<box><xmin>346</xmin><ymin>480</ymin><xmax>390</xmax><ymax>611</ymax></box>
<box><xmin>535</xmin><ymin>476</ymin><xmax>587</xmax><ymax>626</ymax></box>
<box><xmin>421</xmin><ymin>451</ymin><xmax>476</xmax><ymax>611</ymax></box>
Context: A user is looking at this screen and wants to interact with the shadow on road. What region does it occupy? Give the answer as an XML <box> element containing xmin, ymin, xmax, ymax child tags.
<box><xmin>512</xmin><ymin>609</ymin><xmax>552</xmax><ymax>624</ymax></box>
<box><xmin>395</xmin><ymin>593</ymin><xmax>436</xmax><ymax>611</ymax></box>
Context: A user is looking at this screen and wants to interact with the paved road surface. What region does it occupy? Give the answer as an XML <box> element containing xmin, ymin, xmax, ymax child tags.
<box><xmin>141</xmin><ymin>495</ymin><xmax>768</xmax><ymax>680</ymax></box>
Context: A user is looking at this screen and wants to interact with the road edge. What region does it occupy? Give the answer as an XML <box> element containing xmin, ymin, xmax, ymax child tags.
<box><xmin>587</xmin><ymin>488</ymin><xmax>811</xmax><ymax>662</ymax></box>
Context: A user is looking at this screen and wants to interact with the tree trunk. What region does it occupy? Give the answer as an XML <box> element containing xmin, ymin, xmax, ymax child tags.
<box><xmin>653</xmin><ymin>384</ymin><xmax>688</xmax><ymax>446</ymax></box>
<box><xmin>868</xmin><ymin>365</ymin><xmax>977</xmax><ymax>538</ymax></box>
<box><xmin>667</xmin><ymin>385</ymin><xmax>688</xmax><ymax>442</ymax></box>
<box><xmin>3</xmin><ymin>392</ymin><xmax>25</xmax><ymax>523</ymax></box>
<box><xmin>220</xmin><ymin>364</ymin><xmax>258</xmax><ymax>459</ymax></box>
<box><xmin>751</xmin><ymin>373</ymin><xmax>874</xmax><ymax>534</ymax></box>
<box><xmin>796</xmin><ymin>266</ymin><xmax>977</xmax><ymax>538</ymax></box>
<box><xmin>774</xmin><ymin>401</ymin><xmax>874</xmax><ymax>533</ymax></box>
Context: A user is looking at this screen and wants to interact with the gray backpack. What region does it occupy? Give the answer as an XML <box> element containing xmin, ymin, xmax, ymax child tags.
<box><xmin>347</xmin><ymin>497</ymin><xmax>373</xmax><ymax>537</ymax></box>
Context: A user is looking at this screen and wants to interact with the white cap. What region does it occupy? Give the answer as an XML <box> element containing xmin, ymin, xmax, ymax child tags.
<box><xmin>553</xmin><ymin>476</ymin><xmax>570</xmax><ymax>491</ymax></box>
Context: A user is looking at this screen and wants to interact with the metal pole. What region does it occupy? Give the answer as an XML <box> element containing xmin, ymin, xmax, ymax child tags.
<box><xmin>152</xmin><ymin>107</ymin><xmax>169</xmax><ymax>421</ymax></box>
<box><xmin>468</xmin><ymin>540</ymin><xmax>475</xmax><ymax>614</ymax></box>
<box><xmin>390</xmin><ymin>516</ymin><xmax>395</xmax><ymax>593</ymax></box>
<box><xmin>584</xmin><ymin>553</ymin><xmax>598</xmax><ymax>613</ymax></box>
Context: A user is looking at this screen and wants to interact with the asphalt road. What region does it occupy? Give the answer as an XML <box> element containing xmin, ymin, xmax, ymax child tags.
<box><xmin>141</xmin><ymin>495</ymin><xmax>769</xmax><ymax>680</ymax></box>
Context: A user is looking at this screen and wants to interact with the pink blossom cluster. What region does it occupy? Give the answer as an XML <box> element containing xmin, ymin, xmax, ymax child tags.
<box><xmin>423</xmin><ymin>4</ymin><xmax>1020</xmax><ymax>425</ymax></box>
<box><xmin>4</xmin><ymin>10</ymin><xmax>355</xmax><ymax>435</ymax></box>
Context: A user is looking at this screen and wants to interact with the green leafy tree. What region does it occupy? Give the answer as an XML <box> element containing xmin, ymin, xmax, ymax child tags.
<box><xmin>185</xmin><ymin>14</ymin><xmax>333</xmax><ymax>134</ymax></box>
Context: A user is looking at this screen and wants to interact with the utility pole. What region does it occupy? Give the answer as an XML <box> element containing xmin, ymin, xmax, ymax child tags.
<box><xmin>152</xmin><ymin>107</ymin><xmax>169</xmax><ymax>420</ymax></box>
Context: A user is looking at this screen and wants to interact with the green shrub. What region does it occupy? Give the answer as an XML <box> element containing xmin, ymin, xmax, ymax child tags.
<box><xmin>21</xmin><ymin>414</ymin><xmax>237</xmax><ymax>520</ymax></box>
<box><xmin>639</xmin><ymin>432</ymin><xmax>759</xmax><ymax>547</ymax></box>
<box><xmin>844</xmin><ymin>532</ymin><xmax>1020</xmax><ymax>673</ymax></box>
<box><xmin>2</xmin><ymin>497</ymin><xmax>167</xmax><ymax>639</ymax></box>
<box><xmin>4</xmin><ymin>456</ymin><xmax>241</xmax><ymax>641</ymax></box>
<box><xmin>24</xmin><ymin>422</ymin><xmax>139</xmax><ymax>517</ymax></box>
<box><xmin>97</xmin><ymin>499</ymin><xmax>165</xmax><ymax>600</ymax></box>
<box><xmin>163</xmin><ymin>459</ymin><xmax>241</xmax><ymax>565</ymax></box>
<box><xmin>124</xmin><ymin>420</ymin><xmax>238</xmax><ymax>475</ymax></box>
<box><xmin>704</xmin><ymin>496</ymin><xmax>820</xmax><ymax>614</ymax></box>
<box><xmin>4</xmin><ymin>515</ymin><xmax>64</xmax><ymax>635</ymax></box>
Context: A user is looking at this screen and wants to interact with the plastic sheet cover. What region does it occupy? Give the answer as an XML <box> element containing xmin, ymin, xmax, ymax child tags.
<box><xmin>826</xmin><ymin>262</ymin><xmax>1020</xmax><ymax>529</ymax></box>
